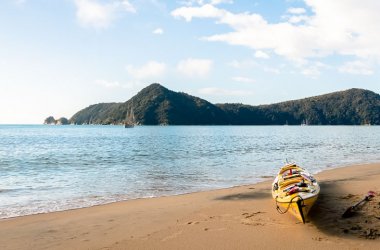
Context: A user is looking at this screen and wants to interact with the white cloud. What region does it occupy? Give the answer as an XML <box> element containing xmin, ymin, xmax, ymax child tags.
<box><xmin>301</xmin><ymin>67</ymin><xmax>320</xmax><ymax>77</ymax></box>
<box><xmin>172</xmin><ymin>4</ymin><xmax>226</xmax><ymax>22</ymax></box>
<box><xmin>95</xmin><ymin>79</ymin><xmax>134</xmax><ymax>89</ymax></box>
<box><xmin>198</xmin><ymin>87</ymin><xmax>253</xmax><ymax>96</ymax></box>
<box><xmin>254</xmin><ymin>50</ymin><xmax>269</xmax><ymax>59</ymax></box>
<box><xmin>287</xmin><ymin>15</ymin><xmax>309</xmax><ymax>24</ymax></box>
<box><xmin>179</xmin><ymin>0</ymin><xmax>233</xmax><ymax>6</ymax></box>
<box><xmin>74</xmin><ymin>0</ymin><xmax>135</xmax><ymax>29</ymax></box>
<box><xmin>232</xmin><ymin>76</ymin><xmax>255</xmax><ymax>83</ymax></box>
<box><xmin>297</xmin><ymin>61</ymin><xmax>329</xmax><ymax>77</ymax></box>
<box><xmin>177</xmin><ymin>58</ymin><xmax>213</xmax><ymax>77</ymax></box>
<box><xmin>339</xmin><ymin>61</ymin><xmax>374</xmax><ymax>75</ymax></box>
<box><xmin>287</xmin><ymin>7</ymin><xmax>306</xmax><ymax>14</ymax></box>
<box><xmin>126</xmin><ymin>61</ymin><xmax>167</xmax><ymax>79</ymax></box>
<box><xmin>263</xmin><ymin>67</ymin><xmax>281</xmax><ymax>74</ymax></box>
<box><xmin>95</xmin><ymin>79</ymin><xmax>121</xmax><ymax>88</ymax></box>
<box><xmin>210</xmin><ymin>0</ymin><xmax>233</xmax><ymax>5</ymax></box>
<box><xmin>153</xmin><ymin>28</ymin><xmax>164</xmax><ymax>35</ymax></box>
<box><xmin>228</xmin><ymin>59</ymin><xmax>258</xmax><ymax>69</ymax></box>
<box><xmin>228</xmin><ymin>59</ymin><xmax>281</xmax><ymax>74</ymax></box>
<box><xmin>120</xmin><ymin>0</ymin><xmax>135</xmax><ymax>12</ymax></box>
<box><xmin>12</xmin><ymin>0</ymin><xmax>26</xmax><ymax>5</ymax></box>
<box><xmin>177</xmin><ymin>0</ymin><xmax>202</xmax><ymax>6</ymax></box>
<box><xmin>172</xmin><ymin>0</ymin><xmax>380</xmax><ymax>64</ymax></box>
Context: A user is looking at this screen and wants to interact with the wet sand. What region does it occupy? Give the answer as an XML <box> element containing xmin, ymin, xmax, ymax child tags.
<box><xmin>0</xmin><ymin>163</ymin><xmax>379</xmax><ymax>249</ymax></box>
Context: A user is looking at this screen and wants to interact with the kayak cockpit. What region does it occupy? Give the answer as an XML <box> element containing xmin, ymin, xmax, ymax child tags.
<box><xmin>272</xmin><ymin>163</ymin><xmax>320</xmax><ymax>223</ymax></box>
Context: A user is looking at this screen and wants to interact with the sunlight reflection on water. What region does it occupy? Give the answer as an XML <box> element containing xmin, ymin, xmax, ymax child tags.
<box><xmin>0</xmin><ymin>125</ymin><xmax>379</xmax><ymax>218</ymax></box>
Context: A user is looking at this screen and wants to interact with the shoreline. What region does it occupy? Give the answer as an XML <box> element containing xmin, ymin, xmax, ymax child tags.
<box><xmin>1</xmin><ymin>162</ymin><xmax>380</xmax><ymax>249</ymax></box>
<box><xmin>2</xmin><ymin>160</ymin><xmax>379</xmax><ymax>221</ymax></box>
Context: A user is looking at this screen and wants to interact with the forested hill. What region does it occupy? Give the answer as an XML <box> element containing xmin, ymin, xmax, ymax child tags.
<box><xmin>217</xmin><ymin>88</ymin><xmax>380</xmax><ymax>125</ymax></box>
<box><xmin>67</xmin><ymin>84</ymin><xmax>380</xmax><ymax>125</ymax></box>
<box><xmin>69</xmin><ymin>83</ymin><xmax>228</xmax><ymax>125</ymax></box>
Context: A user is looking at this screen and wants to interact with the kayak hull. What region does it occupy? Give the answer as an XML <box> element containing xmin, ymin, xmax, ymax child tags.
<box><xmin>272</xmin><ymin>164</ymin><xmax>320</xmax><ymax>223</ymax></box>
<box><xmin>275</xmin><ymin>193</ymin><xmax>318</xmax><ymax>223</ymax></box>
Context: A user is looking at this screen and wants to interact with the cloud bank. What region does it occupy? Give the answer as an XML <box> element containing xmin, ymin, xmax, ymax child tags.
<box><xmin>126</xmin><ymin>61</ymin><xmax>167</xmax><ymax>79</ymax></box>
<box><xmin>172</xmin><ymin>0</ymin><xmax>380</xmax><ymax>74</ymax></box>
<box><xmin>74</xmin><ymin>0</ymin><xmax>135</xmax><ymax>29</ymax></box>
<box><xmin>177</xmin><ymin>58</ymin><xmax>213</xmax><ymax>77</ymax></box>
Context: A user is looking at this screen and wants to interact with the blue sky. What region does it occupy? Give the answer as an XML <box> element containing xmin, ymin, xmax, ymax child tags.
<box><xmin>1</xmin><ymin>0</ymin><xmax>379</xmax><ymax>124</ymax></box>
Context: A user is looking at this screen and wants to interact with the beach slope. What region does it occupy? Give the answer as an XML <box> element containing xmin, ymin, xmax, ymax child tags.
<box><xmin>1</xmin><ymin>163</ymin><xmax>380</xmax><ymax>249</ymax></box>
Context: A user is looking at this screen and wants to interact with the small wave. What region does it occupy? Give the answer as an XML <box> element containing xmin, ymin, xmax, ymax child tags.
<box><xmin>0</xmin><ymin>186</ymin><xmax>59</xmax><ymax>194</ymax></box>
<box><xmin>259</xmin><ymin>175</ymin><xmax>274</xmax><ymax>179</ymax></box>
<box><xmin>1</xmin><ymin>125</ymin><xmax>380</xmax><ymax>219</ymax></box>
<box><xmin>0</xmin><ymin>188</ymin><xmax>13</xmax><ymax>193</ymax></box>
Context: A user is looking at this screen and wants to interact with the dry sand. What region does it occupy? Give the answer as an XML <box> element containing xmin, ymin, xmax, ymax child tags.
<box><xmin>1</xmin><ymin>163</ymin><xmax>380</xmax><ymax>250</ymax></box>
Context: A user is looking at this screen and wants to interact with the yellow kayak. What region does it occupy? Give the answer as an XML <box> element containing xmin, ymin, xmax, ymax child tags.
<box><xmin>272</xmin><ymin>164</ymin><xmax>320</xmax><ymax>223</ymax></box>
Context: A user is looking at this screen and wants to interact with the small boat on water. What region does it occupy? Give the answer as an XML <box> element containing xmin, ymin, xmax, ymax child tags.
<box><xmin>272</xmin><ymin>163</ymin><xmax>320</xmax><ymax>223</ymax></box>
<box><xmin>124</xmin><ymin>106</ymin><xmax>136</xmax><ymax>128</ymax></box>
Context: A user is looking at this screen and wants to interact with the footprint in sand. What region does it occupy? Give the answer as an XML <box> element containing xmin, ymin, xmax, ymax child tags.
<box><xmin>240</xmin><ymin>211</ymin><xmax>280</xmax><ymax>226</ymax></box>
<box><xmin>201</xmin><ymin>227</ymin><xmax>227</xmax><ymax>232</ymax></box>
<box><xmin>242</xmin><ymin>211</ymin><xmax>265</xmax><ymax>218</ymax></box>
<box><xmin>339</xmin><ymin>194</ymin><xmax>355</xmax><ymax>199</ymax></box>
<box><xmin>241</xmin><ymin>220</ymin><xmax>265</xmax><ymax>226</ymax></box>
<box><xmin>161</xmin><ymin>231</ymin><xmax>183</xmax><ymax>242</ymax></box>
<box><xmin>312</xmin><ymin>236</ymin><xmax>327</xmax><ymax>241</ymax></box>
<box><xmin>187</xmin><ymin>221</ymin><xmax>200</xmax><ymax>225</ymax></box>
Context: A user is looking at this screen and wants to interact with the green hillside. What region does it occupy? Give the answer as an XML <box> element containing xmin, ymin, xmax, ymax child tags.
<box><xmin>66</xmin><ymin>84</ymin><xmax>380</xmax><ymax>125</ymax></box>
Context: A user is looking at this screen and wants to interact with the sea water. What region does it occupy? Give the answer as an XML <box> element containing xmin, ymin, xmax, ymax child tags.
<box><xmin>0</xmin><ymin>125</ymin><xmax>379</xmax><ymax>219</ymax></box>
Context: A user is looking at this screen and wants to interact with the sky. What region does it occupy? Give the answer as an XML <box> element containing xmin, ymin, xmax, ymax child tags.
<box><xmin>1</xmin><ymin>0</ymin><xmax>379</xmax><ymax>124</ymax></box>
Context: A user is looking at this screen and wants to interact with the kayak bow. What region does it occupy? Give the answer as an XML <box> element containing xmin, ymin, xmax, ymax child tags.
<box><xmin>272</xmin><ymin>164</ymin><xmax>320</xmax><ymax>223</ymax></box>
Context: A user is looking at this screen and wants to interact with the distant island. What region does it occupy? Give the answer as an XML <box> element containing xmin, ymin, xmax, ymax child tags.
<box><xmin>45</xmin><ymin>83</ymin><xmax>380</xmax><ymax>125</ymax></box>
<box><xmin>44</xmin><ymin>116</ymin><xmax>70</xmax><ymax>125</ymax></box>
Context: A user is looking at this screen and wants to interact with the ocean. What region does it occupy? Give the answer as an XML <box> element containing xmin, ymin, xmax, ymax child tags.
<box><xmin>1</xmin><ymin>125</ymin><xmax>379</xmax><ymax>219</ymax></box>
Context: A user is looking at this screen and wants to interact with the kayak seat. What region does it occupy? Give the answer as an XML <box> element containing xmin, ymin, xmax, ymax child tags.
<box><xmin>279</xmin><ymin>177</ymin><xmax>303</xmax><ymax>189</ymax></box>
<box><xmin>279</xmin><ymin>164</ymin><xmax>300</xmax><ymax>174</ymax></box>
<box><xmin>286</xmin><ymin>186</ymin><xmax>310</xmax><ymax>195</ymax></box>
<box><xmin>283</xmin><ymin>174</ymin><xmax>301</xmax><ymax>180</ymax></box>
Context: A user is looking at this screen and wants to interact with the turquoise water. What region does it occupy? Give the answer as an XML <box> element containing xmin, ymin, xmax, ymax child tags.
<box><xmin>0</xmin><ymin>125</ymin><xmax>379</xmax><ymax>218</ymax></box>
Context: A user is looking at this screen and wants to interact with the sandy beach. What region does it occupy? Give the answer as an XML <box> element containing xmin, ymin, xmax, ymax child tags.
<box><xmin>1</xmin><ymin>163</ymin><xmax>380</xmax><ymax>250</ymax></box>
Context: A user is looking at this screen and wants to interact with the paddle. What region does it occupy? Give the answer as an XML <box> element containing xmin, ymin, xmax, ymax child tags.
<box><xmin>342</xmin><ymin>191</ymin><xmax>376</xmax><ymax>218</ymax></box>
